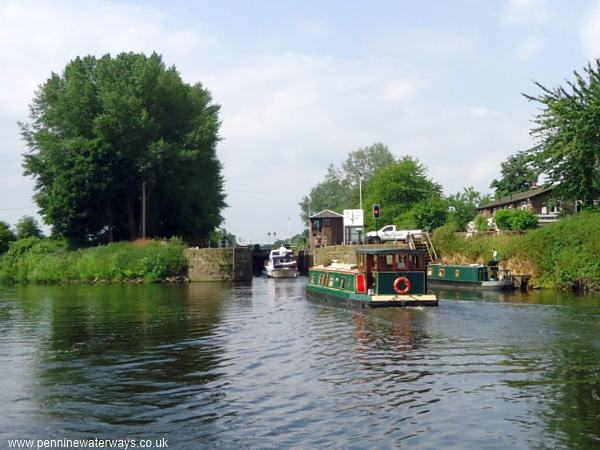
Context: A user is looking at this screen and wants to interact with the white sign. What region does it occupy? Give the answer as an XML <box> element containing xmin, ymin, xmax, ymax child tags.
<box><xmin>343</xmin><ymin>209</ymin><xmax>364</xmax><ymax>227</ymax></box>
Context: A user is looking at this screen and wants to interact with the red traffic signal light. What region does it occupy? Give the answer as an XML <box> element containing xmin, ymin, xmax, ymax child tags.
<box><xmin>372</xmin><ymin>204</ymin><xmax>380</xmax><ymax>219</ymax></box>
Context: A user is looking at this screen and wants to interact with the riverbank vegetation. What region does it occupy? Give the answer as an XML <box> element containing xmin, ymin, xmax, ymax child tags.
<box><xmin>433</xmin><ymin>211</ymin><xmax>600</xmax><ymax>291</ymax></box>
<box><xmin>0</xmin><ymin>237</ymin><xmax>187</xmax><ymax>284</ymax></box>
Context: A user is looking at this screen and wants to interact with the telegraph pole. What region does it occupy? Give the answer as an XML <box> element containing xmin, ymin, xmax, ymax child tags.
<box><xmin>142</xmin><ymin>181</ymin><xmax>146</xmax><ymax>239</ymax></box>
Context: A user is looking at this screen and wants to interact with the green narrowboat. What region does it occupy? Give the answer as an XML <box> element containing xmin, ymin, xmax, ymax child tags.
<box><xmin>427</xmin><ymin>262</ymin><xmax>513</xmax><ymax>290</ymax></box>
<box><xmin>307</xmin><ymin>247</ymin><xmax>438</xmax><ymax>308</ymax></box>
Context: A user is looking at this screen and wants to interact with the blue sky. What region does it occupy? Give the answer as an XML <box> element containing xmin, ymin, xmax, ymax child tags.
<box><xmin>1</xmin><ymin>0</ymin><xmax>599</xmax><ymax>243</ymax></box>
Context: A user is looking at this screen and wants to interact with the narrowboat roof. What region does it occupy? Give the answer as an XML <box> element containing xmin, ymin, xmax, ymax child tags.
<box><xmin>356</xmin><ymin>247</ymin><xmax>427</xmax><ymax>255</ymax></box>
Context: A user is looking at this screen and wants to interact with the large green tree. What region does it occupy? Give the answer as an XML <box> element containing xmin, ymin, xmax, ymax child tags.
<box><xmin>447</xmin><ymin>187</ymin><xmax>491</xmax><ymax>231</ymax></box>
<box><xmin>489</xmin><ymin>150</ymin><xmax>539</xmax><ymax>199</ymax></box>
<box><xmin>363</xmin><ymin>156</ymin><xmax>443</xmax><ymax>229</ymax></box>
<box><xmin>524</xmin><ymin>60</ymin><xmax>600</xmax><ymax>204</ymax></box>
<box><xmin>20</xmin><ymin>52</ymin><xmax>225</xmax><ymax>245</ymax></box>
<box><xmin>0</xmin><ymin>221</ymin><xmax>16</xmax><ymax>254</ymax></box>
<box><xmin>299</xmin><ymin>143</ymin><xmax>395</xmax><ymax>221</ymax></box>
<box><xmin>15</xmin><ymin>216</ymin><xmax>43</xmax><ymax>239</ymax></box>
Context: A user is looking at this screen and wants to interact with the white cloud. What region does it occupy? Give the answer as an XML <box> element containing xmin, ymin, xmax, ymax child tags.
<box><xmin>503</xmin><ymin>0</ymin><xmax>553</xmax><ymax>25</ymax></box>
<box><xmin>0</xmin><ymin>0</ymin><xmax>537</xmax><ymax>242</ymax></box>
<box><xmin>514</xmin><ymin>35</ymin><xmax>546</xmax><ymax>61</ymax></box>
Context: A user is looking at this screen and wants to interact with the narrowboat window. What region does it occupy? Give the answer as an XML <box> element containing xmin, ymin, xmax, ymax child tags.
<box><xmin>439</xmin><ymin>268</ymin><xmax>446</xmax><ymax>277</ymax></box>
<box><xmin>379</xmin><ymin>255</ymin><xmax>393</xmax><ymax>270</ymax></box>
<box><xmin>455</xmin><ymin>269</ymin><xmax>460</xmax><ymax>278</ymax></box>
<box><xmin>339</xmin><ymin>278</ymin><xmax>346</xmax><ymax>289</ymax></box>
<box><xmin>328</xmin><ymin>277</ymin><xmax>334</xmax><ymax>287</ymax></box>
<box><xmin>310</xmin><ymin>274</ymin><xmax>315</xmax><ymax>284</ymax></box>
<box><xmin>427</xmin><ymin>268</ymin><xmax>432</xmax><ymax>276</ymax></box>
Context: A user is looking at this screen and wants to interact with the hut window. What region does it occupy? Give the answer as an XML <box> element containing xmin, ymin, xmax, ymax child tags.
<box><xmin>439</xmin><ymin>268</ymin><xmax>446</xmax><ymax>277</ymax></box>
<box><xmin>324</xmin><ymin>218</ymin><xmax>331</xmax><ymax>226</ymax></box>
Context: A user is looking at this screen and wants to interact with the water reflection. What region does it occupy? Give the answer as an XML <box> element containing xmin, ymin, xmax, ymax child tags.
<box><xmin>1</xmin><ymin>281</ymin><xmax>600</xmax><ymax>448</ymax></box>
<box><xmin>0</xmin><ymin>284</ymin><xmax>230</xmax><ymax>445</ymax></box>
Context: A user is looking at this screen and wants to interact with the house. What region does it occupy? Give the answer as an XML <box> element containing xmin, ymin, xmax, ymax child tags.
<box><xmin>476</xmin><ymin>185</ymin><xmax>584</xmax><ymax>225</ymax></box>
<box><xmin>309</xmin><ymin>210</ymin><xmax>344</xmax><ymax>248</ymax></box>
<box><xmin>476</xmin><ymin>185</ymin><xmax>559</xmax><ymax>215</ymax></box>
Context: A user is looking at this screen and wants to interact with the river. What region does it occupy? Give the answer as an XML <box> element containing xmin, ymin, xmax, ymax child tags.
<box><xmin>1</xmin><ymin>280</ymin><xmax>599</xmax><ymax>449</ymax></box>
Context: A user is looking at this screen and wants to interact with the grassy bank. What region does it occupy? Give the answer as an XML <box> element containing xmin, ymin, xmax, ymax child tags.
<box><xmin>432</xmin><ymin>211</ymin><xmax>600</xmax><ymax>291</ymax></box>
<box><xmin>0</xmin><ymin>237</ymin><xmax>188</xmax><ymax>284</ymax></box>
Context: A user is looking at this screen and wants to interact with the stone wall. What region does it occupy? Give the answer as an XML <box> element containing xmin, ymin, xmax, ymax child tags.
<box><xmin>185</xmin><ymin>247</ymin><xmax>253</xmax><ymax>281</ymax></box>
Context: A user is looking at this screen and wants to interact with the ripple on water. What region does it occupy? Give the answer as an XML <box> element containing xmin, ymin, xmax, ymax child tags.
<box><xmin>1</xmin><ymin>281</ymin><xmax>600</xmax><ymax>448</ymax></box>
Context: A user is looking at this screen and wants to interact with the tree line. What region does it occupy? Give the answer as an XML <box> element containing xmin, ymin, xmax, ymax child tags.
<box><xmin>299</xmin><ymin>143</ymin><xmax>490</xmax><ymax>232</ymax></box>
<box><xmin>302</xmin><ymin>59</ymin><xmax>600</xmax><ymax>232</ymax></box>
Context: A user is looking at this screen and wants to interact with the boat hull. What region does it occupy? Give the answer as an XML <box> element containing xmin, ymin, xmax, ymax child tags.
<box><xmin>306</xmin><ymin>285</ymin><xmax>438</xmax><ymax>308</ymax></box>
<box><xmin>263</xmin><ymin>267</ymin><xmax>299</xmax><ymax>278</ymax></box>
<box><xmin>428</xmin><ymin>279</ymin><xmax>513</xmax><ymax>291</ymax></box>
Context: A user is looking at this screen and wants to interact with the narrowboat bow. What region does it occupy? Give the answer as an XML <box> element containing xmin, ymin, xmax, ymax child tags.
<box><xmin>307</xmin><ymin>247</ymin><xmax>438</xmax><ymax>308</ymax></box>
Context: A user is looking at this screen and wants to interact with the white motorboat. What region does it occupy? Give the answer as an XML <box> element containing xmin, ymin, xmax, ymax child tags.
<box><xmin>263</xmin><ymin>246</ymin><xmax>299</xmax><ymax>278</ymax></box>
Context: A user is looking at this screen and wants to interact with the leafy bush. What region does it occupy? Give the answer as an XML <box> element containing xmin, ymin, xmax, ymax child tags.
<box><xmin>494</xmin><ymin>209</ymin><xmax>538</xmax><ymax>231</ymax></box>
<box><xmin>0</xmin><ymin>237</ymin><xmax>187</xmax><ymax>284</ymax></box>
<box><xmin>474</xmin><ymin>215</ymin><xmax>489</xmax><ymax>232</ymax></box>
<box><xmin>510</xmin><ymin>209</ymin><xmax>538</xmax><ymax>230</ymax></box>
<box><xmin>494</xmin><ymin>209</ymin><xmax>513</xmax><ymax>230</ymax></box>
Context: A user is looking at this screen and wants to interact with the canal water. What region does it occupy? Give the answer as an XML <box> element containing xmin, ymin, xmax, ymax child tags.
<box><xmin>1</xmin><ymin>280</ymin><xmax>600</xmax><ymax>449</ymax></box>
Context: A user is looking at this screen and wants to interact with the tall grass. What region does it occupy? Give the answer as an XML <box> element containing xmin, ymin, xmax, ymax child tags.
<box><xmin>0</xmin><ymin>237</ymin><xmax>188</xmax><ymax>284</ymax></box>
<box><xmin>432</xmin><ymin>211</ymin><xmax>600</xmax><ymax>290</ymax></box>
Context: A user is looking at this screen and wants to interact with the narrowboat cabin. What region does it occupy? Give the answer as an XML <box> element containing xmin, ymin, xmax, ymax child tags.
<box><xmin>307</xmin><ymin>247</ymin><xmax>438</xmax><ymax>308</ymax></box>
<box><xmin>427</xmin><ymin>262</ymin><xmax>513</xmax><ymax>290</ymax></box>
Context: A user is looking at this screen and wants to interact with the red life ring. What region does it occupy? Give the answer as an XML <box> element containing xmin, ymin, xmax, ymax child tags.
<box><xmin>393</xmin><ymin>276</ymin><xmax>411</xmax><ymax>295</ymax></box>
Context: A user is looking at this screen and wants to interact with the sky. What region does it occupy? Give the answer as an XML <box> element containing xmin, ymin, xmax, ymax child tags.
<box><xmin>1</xmin><ymin>0</ymin><xmax>600</xmax><ymax>244</ymax></box>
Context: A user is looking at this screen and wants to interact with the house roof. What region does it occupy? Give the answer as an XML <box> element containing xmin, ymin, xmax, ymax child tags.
<box><xmin>477</xmin><ymin>185</ymin><xmax>554</xmax><ymax>210</ymax></box>
<box><xmin>309</xmin><ymin>209</ymin><xmax>344</xmax><ymax>219</ymax></box>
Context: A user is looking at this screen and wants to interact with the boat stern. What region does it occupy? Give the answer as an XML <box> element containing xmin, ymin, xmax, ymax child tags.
<box><xmin>369</xmin><ymin>293</ymin><xmax>438</xmax><ymax>307</ymax></box>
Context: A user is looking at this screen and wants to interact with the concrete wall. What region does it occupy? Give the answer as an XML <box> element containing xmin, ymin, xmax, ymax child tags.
<box><xmin>185</xmin><ymin>247</ymin><xmax>253</xmax><ymax>281</ymax></box>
